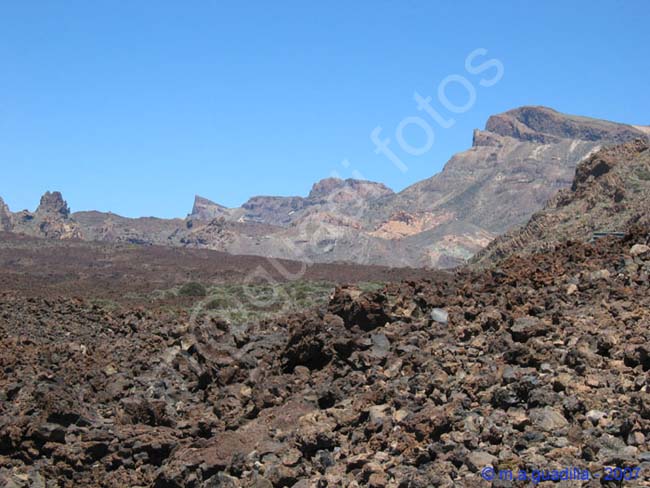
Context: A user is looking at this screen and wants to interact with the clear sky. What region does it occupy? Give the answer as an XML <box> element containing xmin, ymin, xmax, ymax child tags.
<box><xmin>1</xmin><ymin>0</ymin><xmax>649</xmax><ymax>218</ymax></box>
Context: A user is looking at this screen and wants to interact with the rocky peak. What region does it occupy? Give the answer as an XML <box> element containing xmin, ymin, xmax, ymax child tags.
<box><xmin>0</xmin><ymin>196</ymin><xmax>12</xmax><ymax>231</ymax></box>
<box><xmin>308</xmin><ymin>177</ymin><xmax>345</xmax><ymax>199</ymax></box>
<box><xmin>7</xmin><ymin>191</ymin><xmax>84</xmax><ymax>240</ymax></box>
<box><xmin>308</xmin><ymin>178</ymin><xmax>393</xmax><ymax>200</ymax></box>
<box><xmin>484</xmin><ymin>106</ymin><xmax>648</xmax><ymax>145</ymax></box>
<box><xmin>37</xmin><ymin>191</ymin><xmax>71</xmax><ymax>218</ymax></box>
<box><xmin>192</xmin><ymin>195</ymin><xmax>225</xmax><ymax>211</ymax></box>
<box><xmin>190</xmin><ymin>195</ymin><xmax>227</xmax><ymax>220</ymax></box>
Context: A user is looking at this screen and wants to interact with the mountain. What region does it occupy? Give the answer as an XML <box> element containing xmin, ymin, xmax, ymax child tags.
<box><xmin>2</xmin><ymin>107</ymin><xmax>648</xmax><ymax>267</ymax></box>
<box><xmin>183</xmin><ymin>107</ymin><xmax>647</xmax><ymax>267</ymax></box>
<box><xmin>188</xmin><ymin>178</ymin><xmax>395</xmax><ymax>226</ymax></box>
<box><xmin>473</xmin><ymin>138</ymin><xmax>650</xmax><ymax>265</ymax></box>
<box><xmin>365</xmin><ymin>106</ymin><xmax>648</xmax><ymax>234</ymax></box>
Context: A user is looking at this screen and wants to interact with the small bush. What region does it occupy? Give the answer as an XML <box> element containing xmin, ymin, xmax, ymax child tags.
<box><xmin>205</xmin><ymin>297</ymin><xmax>229</xmax><ymax>310</ymax></box>
<box><xmin>357</xmin><ymin>282</ymin><xmax>385</xmax><ymax>293</ymax></box>
<box><xmin>636</xmin><ymin>167</ymin><xmax>650</xmax><ymax>181</ymax></box>
<box><xmin>178</xmin><ymin>282</ymin><xmax>207</xmax><ymax>297</ymax></box>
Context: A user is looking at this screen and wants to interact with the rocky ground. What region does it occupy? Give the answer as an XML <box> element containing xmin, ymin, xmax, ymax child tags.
<box><xmin>1</xmin><ymin>223</ymin><xmax>649</xmax><ymax>486</ymax></box>
<box><xmin>0</xmin><ymin>232</ymin><xmax>437</xmax><ymax>306</ymax></box>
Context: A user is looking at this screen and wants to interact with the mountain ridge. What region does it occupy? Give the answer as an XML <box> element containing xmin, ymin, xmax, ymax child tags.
<box><xmin>3</xmin><ymin>106</ymin><xmax>648</xmax><ymax>268</ymax></box>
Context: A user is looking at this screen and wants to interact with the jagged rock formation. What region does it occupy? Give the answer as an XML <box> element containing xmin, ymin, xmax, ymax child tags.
<box><xmin>190</xmin><ymin>178</ymin><xmax>395</xmax><ymax>227</ymax></box>
<box><xmin>10</xmin><ymin>192</ymin><xmax>83</xmax><ymax>240</ymax></box>
<box><xmin>3</xmin><ymin>107</ymin><xmax>648</xmax><ymax>267</ymax></box>
<box><xmin>0</xmin><ymin>197</ymin><xmax>12</xmax><ymax>232</ymax></box>
<box><xmin>190</xmin><ymin>195</ymin><xmax>229</xmax><ymax>221</ymax></box>
<box><xmin>474</xmin><ymin>139</ymin><xmax>650</xmax><ymax>265</ymax></box>
<box><xmin>37</xmin><ymin>191</ymin><xmax>71</xmax><ymax>218</ymax></box>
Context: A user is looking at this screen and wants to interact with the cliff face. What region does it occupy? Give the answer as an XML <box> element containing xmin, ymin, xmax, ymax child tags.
<box><xmin>484</xmin><ymin>106</ymin><xmax>645</xmax><ymax>144</ymax></box>
<box><xmin>4</xmin><ymin>107</ymin><xmax>648</xmax><ymax>268</ymax></box>
<box><xmin>190</xmin><ymin>196</ymin><xmax>229</xmax><ymax>221</ymax></box>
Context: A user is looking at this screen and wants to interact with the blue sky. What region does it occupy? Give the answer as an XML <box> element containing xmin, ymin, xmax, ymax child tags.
<box><xmin>1</xmin><ymin>1</ymin><xmax>649</xmax><ymax>218</ymax></box>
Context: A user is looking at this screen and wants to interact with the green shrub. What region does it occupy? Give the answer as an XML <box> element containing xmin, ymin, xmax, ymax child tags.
<box><xmin>294</xmin><ymin>289</ymin><xmax>308</xmax><ymax>301</ymax></box>
<box><xmin>205</xmin><ymin>297</ymin><xmax>229</xmax><ymax>310</ymax></box>
<box><xmin>178</xmin><ymin>282</ymin><xmax>207</xmax><ymax>297</ymax></box>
